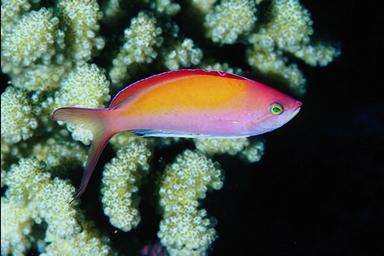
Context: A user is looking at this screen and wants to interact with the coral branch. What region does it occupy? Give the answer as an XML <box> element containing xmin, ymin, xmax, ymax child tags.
<box><xmin>109</xmin><ymin>12</ymin><xmax>163</xmax><ymax>86</ymax></box>
<box><xmin>101</xmin><ymin>139</ymin><xmax>152</xmax><ymax>232</ymax></box>
<box><xmin>204</xmin><ymin>0</ymin><xmax>257</xmax><ymax>44</ymax></box>
<box><xmin>158</xmin><ymin>150</ymin><xmax>223</xmax><ymax>255</ymax></box>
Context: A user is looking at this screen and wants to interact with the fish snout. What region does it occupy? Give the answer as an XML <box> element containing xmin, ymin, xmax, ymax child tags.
<box><xmin>293</xmin><ymin>100</ymin><xmax>302</xmax><ymax>109</ymax></box>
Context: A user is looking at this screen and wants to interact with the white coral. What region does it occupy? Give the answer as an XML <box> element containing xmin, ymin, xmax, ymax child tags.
<box><xmin>101</xmin><ymin>139</ymin><xmax>152</xmax><ymax>231</ymax></box>
<box><xmin>1</xmin><ymin>8</ymin><xmax>59</xmax><ymax>74</ymax></box>
<box><xmin>1</xmin><ymin>198</ymin><xmax>34</xmax><ymax>256</ymax></box>
<box><xmin>158</xmin><ymin>150</ymin><xmax>223</xmax><ymax>255</ymax></box>
<box><xmin>58</xmin><ymin>0</ymin><xmax>105</xmax><ymax>62</ymax></box>
<box><xmin>109</xmin><ymin>12</ymin><xmax>163</xmax><ymax>85</ymax></box>
<box><xmin>204</xmin><ymin>0</ymin><xmax>257</xmax><ymax>44</ymax></box>
<box><xmin>164</xmin><ymin>38</ymin><xmax>203</xmax><ymax>70</ymax></box>
<box><xmin>1</xmin><ymin>87</ymin><xmax>39</xmax><ymax>144</ymax></box>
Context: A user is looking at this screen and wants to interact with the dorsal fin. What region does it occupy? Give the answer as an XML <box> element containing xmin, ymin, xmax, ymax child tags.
<box><xmin>109</xmin><ymin>69</ymin><xmax>245</xmax><ymax>108</ymax></box>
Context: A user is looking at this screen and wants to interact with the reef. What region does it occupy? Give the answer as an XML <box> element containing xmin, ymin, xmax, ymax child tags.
<box><xmin>1</xmin><ymin>0</ymin><xmax>339</xmax><ymax>255</ymax></box>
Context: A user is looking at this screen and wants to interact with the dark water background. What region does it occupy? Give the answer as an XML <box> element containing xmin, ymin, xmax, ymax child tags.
<box><xmin>1</xmin><ymin>0</ymin><xmax>383</xmax><ymax>255</ymax></box>
<box><xmin>209</xmin><ymin>1</ymin><xmax>383</xmax><ymax>255</ymax></box>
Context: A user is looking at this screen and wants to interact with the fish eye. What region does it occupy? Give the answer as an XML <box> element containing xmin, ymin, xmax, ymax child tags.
<box><xmin>269</xmin><ymin>102</ymin><xmax>284</xmax><ymax>115</ymax></box>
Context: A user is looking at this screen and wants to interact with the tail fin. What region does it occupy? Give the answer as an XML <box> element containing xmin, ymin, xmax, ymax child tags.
<box><xmin>52</xmin><ymin>107</ymin><xmax>115</xmax><ymax>198</ymax></box>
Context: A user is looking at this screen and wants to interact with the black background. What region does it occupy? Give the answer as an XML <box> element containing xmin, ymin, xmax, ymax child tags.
<box><xmin>208</xmin><ymin>1</ymin><xmax>383</xmax><ymax>256</ymax></box>
<box><xmin>1</xmin><ymin>0</ymin><xmax>383</xmax><ymax>255</ymax></box>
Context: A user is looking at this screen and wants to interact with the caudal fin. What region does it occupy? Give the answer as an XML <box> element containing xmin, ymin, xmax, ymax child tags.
<box><xmin>52</xmin><ymin>107</ymin><xmax>115</xmax><ymax>198</ymax></box>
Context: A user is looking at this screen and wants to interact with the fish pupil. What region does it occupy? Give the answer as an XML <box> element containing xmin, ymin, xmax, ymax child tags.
<box><xmin>270</xmin><ymin>103</ymin><xmax>284</xmax><ymax>115</ymax></box>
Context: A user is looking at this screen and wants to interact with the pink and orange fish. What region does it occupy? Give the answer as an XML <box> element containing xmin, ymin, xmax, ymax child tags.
<box><xmin>52</xmin><ymin>69</ymin><xmax>302</xmax><ymax>197</ymax></box>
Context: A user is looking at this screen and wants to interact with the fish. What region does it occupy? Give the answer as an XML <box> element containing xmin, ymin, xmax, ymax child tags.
<box><xmin>52</xmin><ymin>69</ymin><xmax>302</xmax><ymax>197</ymax></box>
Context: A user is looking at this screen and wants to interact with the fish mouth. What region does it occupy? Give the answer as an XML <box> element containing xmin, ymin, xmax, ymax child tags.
<box><xmin>287</xmin><ymin>101</ymin><xmax>302</xmax><ymax>119</ymax></box>
<box><xmin>290</xmin><ymin>106</ymin><xmax>301</xmax><ymax>119</ymax></box>
<box><xmin>289</xmin><ymin>100</ymin><xmax>302</xmax><ymax>109</ymax></box>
